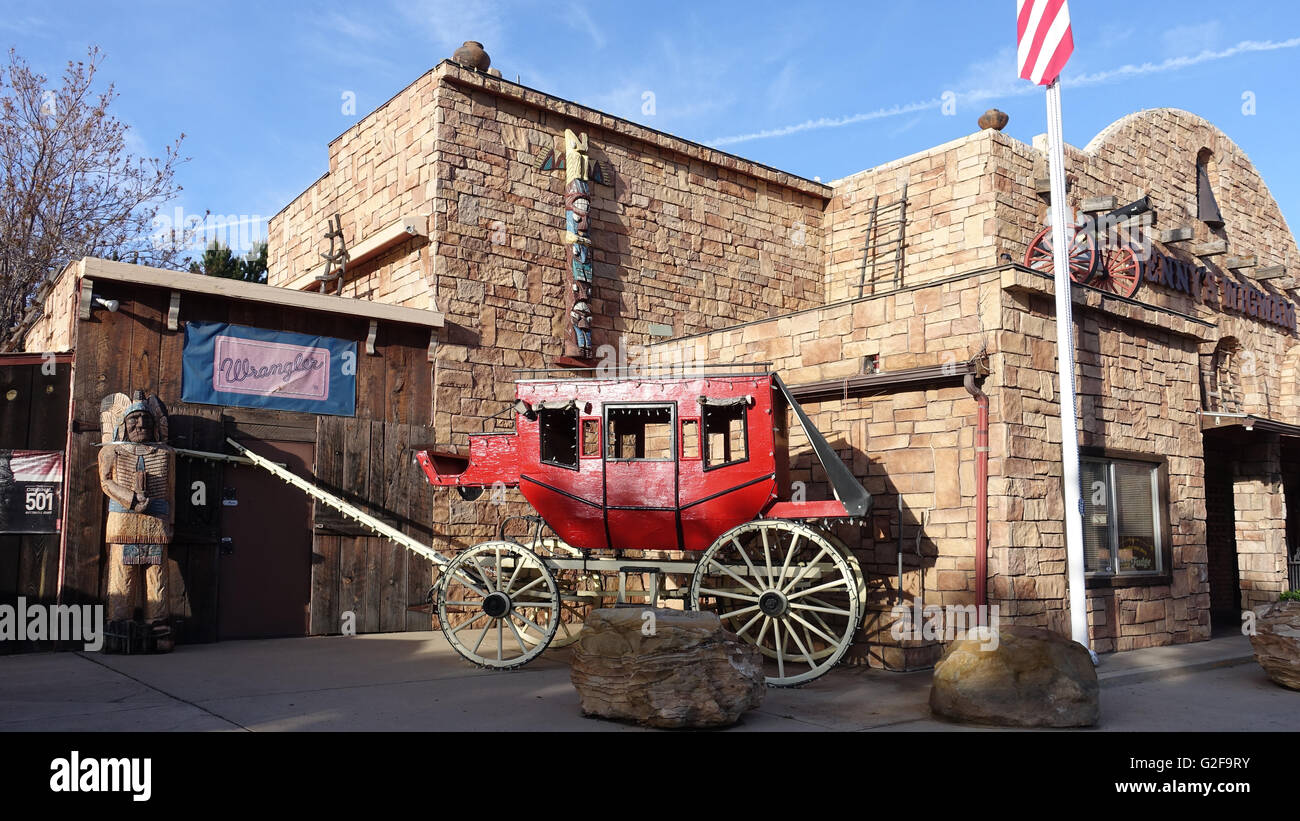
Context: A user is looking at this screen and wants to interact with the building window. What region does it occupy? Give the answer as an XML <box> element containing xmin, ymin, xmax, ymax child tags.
<box><xmin>703</xmin><ymin>403</ymin><xmax>748</xmax><ymax>468</ymax></box>
<box><xmin>1197</xmin><ymin>148</ymin><xmax>1224</xmax><ymax>229</ymax></box>
<box><xmin>1206</xmin><ymin>337</ymin><xmax>1243</xmax><ymax>413</ymax></box>
<box><xmin>605</xmin><ymin>405</ymin><xmax>673</xmax><ymax>461</ymax></box>
<box><xmin>538</xmin><ymin>407</ymin><xmax>579</xmax><ymax>469</ymax></box>
<box><xmin>1081</xmin><ymin>457</ymin><xmax>1162</xmax><ymax>576</ymax></box>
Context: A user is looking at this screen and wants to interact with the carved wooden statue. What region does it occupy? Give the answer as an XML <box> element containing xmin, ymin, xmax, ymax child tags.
<box><xmin>533</xmin><ymin>128</ymin><xmax>612</xmax><ymax>366</ymax></box>
<box><xmin>98</xmin><ymin>391</ymin><xmax>176</xmax><ymax>652</ymax></box>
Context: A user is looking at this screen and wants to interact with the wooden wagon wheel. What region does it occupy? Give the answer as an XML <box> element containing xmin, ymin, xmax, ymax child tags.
<box><xmin>522</xmin><ymin>537</ymin><xmax>612</xmax><ymax>648</ymax></box>
<box><xmin>1024</xmin><ymin>221</ymin><xmax>1097</xmax><ymax>284</ymax></box>
<box><xmin>1089</xmin><ymin>246</ymin><xmax>1142</xmax><ymax>298</ymax></box>
<box><xmin>437</xmin><ymin>541</ymin><xmax>560</xmax><ymax>669</ymax></box>
<box><xmin>689</xmin><ymin>520</ymin><xmax>861</xmax><ymax>687</ymax></box>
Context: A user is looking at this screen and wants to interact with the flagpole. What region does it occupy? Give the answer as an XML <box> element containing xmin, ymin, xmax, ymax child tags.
<box><xmin>1044</xmin><ymin>78</ymin><xmax>1094</xmax><ymax>660</ymax></box>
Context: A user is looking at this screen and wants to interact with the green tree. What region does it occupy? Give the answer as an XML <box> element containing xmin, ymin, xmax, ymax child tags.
<box><xmin>189</xmin><ymin>239</ymin><xmax>240</xmax><ymax>279</ymax></box>
<box><xmin>239</xmin><ymin>241</ymin><xmax>268</xmax><ymax>284</ymax></box>
<box><xmin>190</xmin><ymin>239</ymin><xmax>267</xmax><ymax>283</ymax></box>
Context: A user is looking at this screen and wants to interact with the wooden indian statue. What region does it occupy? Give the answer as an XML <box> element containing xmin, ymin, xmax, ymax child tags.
<box><xmin>98</xmin><ymin>391</ymin><xmax>176</xmax><ymax>652</ymax></box>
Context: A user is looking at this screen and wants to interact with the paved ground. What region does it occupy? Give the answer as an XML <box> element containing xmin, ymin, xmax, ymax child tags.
<box><xmin>0</xmin><ymin>631</ymin><xmax>1290</xmax><ymax>731</ymax></box>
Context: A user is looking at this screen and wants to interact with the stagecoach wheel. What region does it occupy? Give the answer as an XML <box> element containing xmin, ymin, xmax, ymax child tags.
<box><xmin>1024</xmin><ymin>222</ymin><xmax>1096</xmax><ymax>284</ymax></box>
<box><xmin>1090</xmin><ymin>246</ymin><xmax>1142</xmax><ymax>298</ymax></box>
<box><xmin>437</xmin><ymin>541</ymin><xmax>560</xmax><ymax>669</ymax></box>
<box><xmin>524</xmin><ymin>538</ymin><xmax>609</xmax><ymax>648</ymax></box>
<box><xmin>690</xmin><ymin>520</ymin><xmax>861</xmax><ymax>688</ymax></box>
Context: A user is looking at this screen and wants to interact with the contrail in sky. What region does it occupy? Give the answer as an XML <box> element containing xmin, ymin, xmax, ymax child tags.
<box><xmin>709</xmin><ymin>36</ymin><xmax>1300</xmax><ymax>147</ymax></box>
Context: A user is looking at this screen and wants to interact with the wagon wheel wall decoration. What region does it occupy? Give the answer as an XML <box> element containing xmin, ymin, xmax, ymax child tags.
<box><xmin>1090</xmin><ymin>245</ymin><xmax>1142</xmax><ymax>298</ymax></box>
<box><xmin>1024</xmin><ymin>220</ymin><xmax>1097</xmax><ymax>285</ymax></box>
<box><xmin>1023</xmin><ymin>220</ymin><xmax>1141</xmax><ymax>299</ymax></box>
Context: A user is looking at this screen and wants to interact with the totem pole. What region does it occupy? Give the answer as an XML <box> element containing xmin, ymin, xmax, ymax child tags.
<box><xmin>98</xmin><ymin>391</ymin><xmax>176</xmax><ymax>653</ymax></box>
<box><xmin>534</xmin><ymin>129</ymin><xmax>612</xmax><ymax>366</ymax></box>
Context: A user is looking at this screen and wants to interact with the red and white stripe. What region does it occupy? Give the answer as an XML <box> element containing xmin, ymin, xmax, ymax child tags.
<box><xmin>1017</xmin><ymin>0</ymin><xmax>1074</xmax><ymax>86</ymax></box>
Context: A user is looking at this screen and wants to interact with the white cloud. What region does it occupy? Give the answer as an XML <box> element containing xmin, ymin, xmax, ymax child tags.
<box><xmin>708</xmin><ymin>35</ymin><xmax>1300</xmax><ymax>147</ymax></box>
<box><xmin>398</xmin><ymin>0</ymin><xmax>509</xmax><ymax>56</ymax></box>
<box><xmin>1161</xmin><ymin>21</ymin><xmax>1221</xmax><ymax>58</ymax></box>
<box><xmin>565</xmin><ymin>4</ymin><xmax>606</xmax><ymax>50</ymax></box>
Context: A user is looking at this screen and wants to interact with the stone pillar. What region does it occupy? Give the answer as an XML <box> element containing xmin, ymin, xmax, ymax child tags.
<box><xmin>1232</xmin><ymin>433</ymin><xmax>1289</xmax><ymax>611</ymax></box>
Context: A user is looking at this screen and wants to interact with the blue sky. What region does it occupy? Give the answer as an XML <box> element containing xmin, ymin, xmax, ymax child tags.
<box><xmin>4</xmin><ymin>0</ymin><xmax>1298</xmax><ymax>254</ymax></box>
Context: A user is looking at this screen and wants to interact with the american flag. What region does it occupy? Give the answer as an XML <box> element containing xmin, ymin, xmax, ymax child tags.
<box><xmin>1017</xmin><ymin>0</ymin><xmax>1074</xmax><ymax>86</ymax></box>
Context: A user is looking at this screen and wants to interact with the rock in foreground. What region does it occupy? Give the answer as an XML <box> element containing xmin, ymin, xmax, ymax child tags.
<box><xmin>1250</xmin><ymin>601</ymin><xmax>1300</xmax><ymax>690</ymax></box>
<box><xmin>570</xmin><ymin>608</ymin><xmax>764</xmax><ymax>728</ymax></box>
<box><xmin>929</xmin><ymin>625</ymin><xmax>1099</xmax><ymax>727</ymax></box>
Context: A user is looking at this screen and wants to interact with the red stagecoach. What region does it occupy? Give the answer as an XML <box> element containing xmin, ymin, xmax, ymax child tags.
<box><xmin>415</xmin><ymin>364</ymin><xmax>873</xmax><ymax>686</ymax></box>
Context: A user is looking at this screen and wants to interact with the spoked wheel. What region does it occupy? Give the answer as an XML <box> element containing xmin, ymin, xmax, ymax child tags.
<box><xmin>437</xmin><ymin>541</ymin><xmax>560</xmax><ymax>669</ymax></box>
<box><xmin>1090</xmin><ymin>246</ymin><xmax>1142</xmax><ymax>298</ymax></box>
<box><xmin>523</xmin><ymin>537</ymin><xmax>610</xmax><ymax>649</ymax></box>
<box><xmin>1024</xmin><ymin>222</ymin><xmax>1096</xmax><ymax>285</ymax></box>
<box><xmin>690</xmin><ymin>520</ymin><xmax>862</xmax><ymax>687</ymax></box>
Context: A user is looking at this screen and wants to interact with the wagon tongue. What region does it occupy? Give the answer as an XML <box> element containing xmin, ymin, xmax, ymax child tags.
<box><xmin>772</xmin><ymin>374</ymin><xmax>872</xmax><ymax>518</ymax></box>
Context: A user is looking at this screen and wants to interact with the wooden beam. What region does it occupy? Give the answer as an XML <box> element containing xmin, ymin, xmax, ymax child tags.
<box><xmin>1257</xmin><ymin>264</ymin><xmax>1287</xmax><ymax>280</ymax></box>
<box><xmin>1159</xmin><ymin>226</ymin><xmax>1193</xmax><ymax>243</ymax></box>
<box><xmin>1081</xmin><ymin>196</ymin><xmax>1117</xmax><ymax>212</ymax></box>
<box><xmin>1192</xmin><ymin>240</ymin><xmax>1227</xmax><ymax>257</ymax></box>
<box><xmin>80</xmin><ymin>256</ymin><xmax>444</xmax><ymax>329</ymax></box>
<box><xmin>297</xmin><ymin>215</ymin><xmax>427</xmax><ymax>291</ymax></box>
<box><xmin>78</xmin><ymin>278</ymin><xmax>94</xmax><ymax>321</ymax></box>
<box><xmin>167</xmin><ymin>290</ymin><xmax>181</xmax><ymax>330</ymax></box>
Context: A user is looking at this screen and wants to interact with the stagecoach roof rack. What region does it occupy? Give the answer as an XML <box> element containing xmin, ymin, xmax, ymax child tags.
<box><xmin>513</xmin><ymin>362</ymin><xmax>774</xmax><ymax>381</ymax></box>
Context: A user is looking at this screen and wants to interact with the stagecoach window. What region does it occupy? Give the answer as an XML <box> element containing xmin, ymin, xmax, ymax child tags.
<box><xmin>581</xmin><ymin>419</ymin><xmax>600</xmax><ymax>457</ymax></box>
<box><xmin>605</xmin><ymin>406</ymin><xmax>673</xmax><ymax>461</ymax></box>
<box><xmin>538</xmin><ymin>407</ymin><xmax>579</xmax><ymax>469</ymax></box>
<box><xmin>703</xmin><ymin>403</ymin><xmax>748</xmax><ymax>468</ymax></box>
<box><xmin>681</xmin><ymin>419</ymin><xmax>700</xmax><ymax>460</ymax></box>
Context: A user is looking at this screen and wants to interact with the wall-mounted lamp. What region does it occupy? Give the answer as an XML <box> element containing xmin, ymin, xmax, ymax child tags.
<box><xmin>91</xmin><ymin>295</ymin><xmax>119</xmax><ymax>313</ymax></box>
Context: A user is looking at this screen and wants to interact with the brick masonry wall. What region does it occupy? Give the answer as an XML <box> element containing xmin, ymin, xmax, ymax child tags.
<box><xmin>265</xmin><ymin>85</ymin><xmax>1299</xmax><ymax>649</ymax></box>
<box><xmin>824</xmin><ymin>131</ymin><xmax>1002</xmax><ymax>303</ymax></box>
<box><xmin>25</xmin><ymin>261</ymin><xmax>80</xmax><ymax>354</ymax></box>
<box><xmin>267</xmin><ymin>63</ymin><xmax>835</xmax><ymax>552</ymax></box>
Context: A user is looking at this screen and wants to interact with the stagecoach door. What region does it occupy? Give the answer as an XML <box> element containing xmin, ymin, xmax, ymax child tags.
<box><xmin>603</xmin><ymin>403</ymin><xmax>679</xmax><ymax>551</ymax></box>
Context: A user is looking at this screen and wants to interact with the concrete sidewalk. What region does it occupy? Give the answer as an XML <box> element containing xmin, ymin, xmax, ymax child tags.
<box><xmin>0</xmin><ymin>631</ymin><xmax>1265</xmax><ymax>732</ymax></box>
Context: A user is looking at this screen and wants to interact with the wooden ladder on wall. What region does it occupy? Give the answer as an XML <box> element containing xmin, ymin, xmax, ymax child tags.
<box><xmin>856</xmin><ymin>182</ymin><xmax>908</xmax><ymax>298</ymax></box>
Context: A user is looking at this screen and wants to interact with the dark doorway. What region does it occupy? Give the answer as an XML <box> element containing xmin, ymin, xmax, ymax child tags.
<box><xmin>1203</xmin><ymin>430</ymin><xmax>1241</xmax><ymax>631</ymax></box>
<box><xmin>218</xmin><ymin>440</ymin><xmax>313</xmax><ymax>639</ymax></box>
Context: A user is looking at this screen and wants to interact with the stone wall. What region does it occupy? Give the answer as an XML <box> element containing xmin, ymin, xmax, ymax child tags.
<box><xmin>824</xmin><ymin>130</ymin><xmax>1002</xmax><ymax>303</ymax></box>
<box><xmin>25</xmin><ymin>261</ymin><xmax>80</xmax><ymax>354</ymax></box>
<box><xmin>1233</xmin><ymin>433</ymin><xmax>1290</xmax><ymax>610</ymax></box>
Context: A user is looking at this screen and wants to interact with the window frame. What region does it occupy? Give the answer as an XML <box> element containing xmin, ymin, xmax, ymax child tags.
<box><xmin>701</xmin><ymin>401</ymin><xmax>750</xmax><ymax>472</ymax></box>
<box><xmin>1078</xmin><ymin>448</ymin><xmax>1173</xmax><ymax>589</ymax></box>
<box><xmin>580</xmin><ymin>417</ymin><xmax>601</xmax><ymax>460</ymax></box>
<box><xmin>603</xmin><ymin>402</ymin><xmax>676</xmax><ymax>463</ymax></box>
<box><xmin>537</xmin><ymin>406</ymin><xmax>581</xmax><ymax>471</ymax></box>
<box><xmin>679</xmin><ymin>417</ymin><xmax>701</xmax><ymax>461</ymax></box>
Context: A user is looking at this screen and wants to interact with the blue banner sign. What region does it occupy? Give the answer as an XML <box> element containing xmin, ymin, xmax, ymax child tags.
<box><xmin>182</xmin><ymin>321</ymin><xmax>356</xmax><ymax>416</ymax></box>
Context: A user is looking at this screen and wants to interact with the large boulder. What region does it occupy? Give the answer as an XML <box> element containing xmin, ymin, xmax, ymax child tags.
<box><xmin>929</xmin><ymin>625</ymin><xmax>1099</xmax><ymax>727</ymax></box>
<box><xmin>1250</xmin><ymin>601</ymin><xmax>1300</xmax><ymax>690</ymax></box>
<box><xmin>570</xmin><ymin>608</ymin><xmax>764</xmax><ymax>728</ymax></box>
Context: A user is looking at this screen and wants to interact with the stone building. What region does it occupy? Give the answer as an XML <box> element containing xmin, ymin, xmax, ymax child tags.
<box><xmin>15</xmin><ymin>51</ymin><xmax>1299</xmax><ymax>659</ymax></box>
